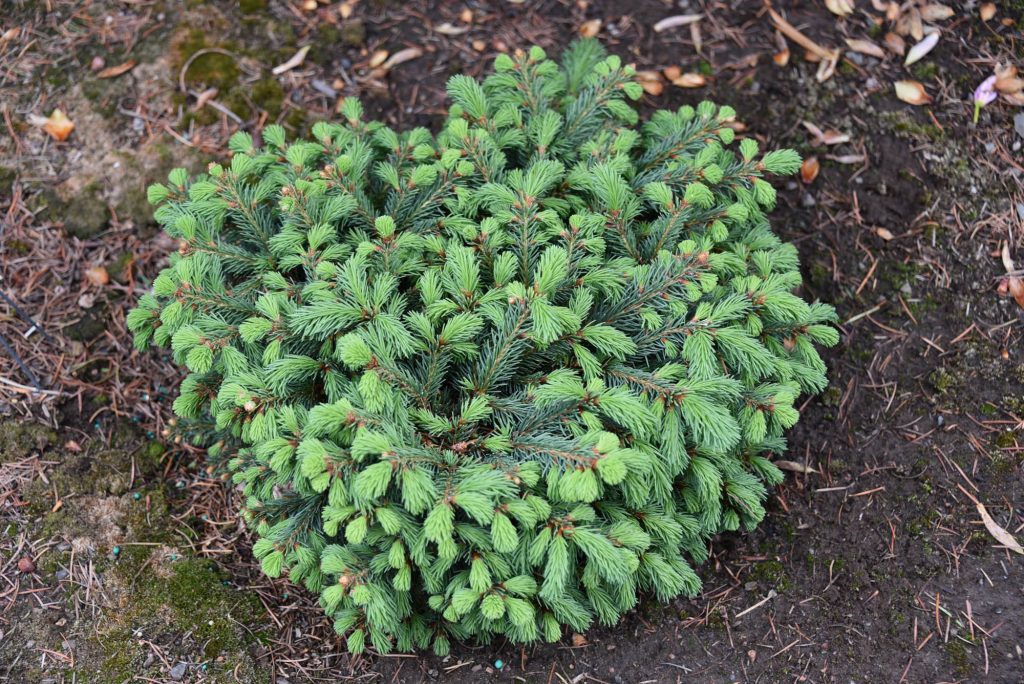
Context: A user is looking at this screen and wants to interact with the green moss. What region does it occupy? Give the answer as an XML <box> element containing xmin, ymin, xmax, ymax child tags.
<box><xmin>879</xmin><ymin>111</ymin><xmax>945</xmax><ymax>142</ymax></box>
<box><xmin>928</xmin><ymin>368</ymin><xmax>959</xmax><ymax>394</ymax></box>
<box><xmin>0</xmin><ymin>420</ymin><xmax>57</xmax><ymax>463</ymax></box>
<box><xmin>993</xmin><ymin>431</ymin><xmax>1017</xmax><ymax>448</ymax></box>
<box><xmin>239</xmin><ymin>0</ymin><xmax>267</xmax><ymax>13</ymax></box>
<box><xmin>749</xmin><ymin>559</ymin><xmax>792</xmax><ymax>591</ymax></box>
<box><xmin>175</xmin><ymin>28</ymin><xmax>240</xmax><ymax>90</ymax></box>
<box><xmin>910</xmin><ymin>62</ymin><xmax>939</xmax><ymax>80</ymax></box>
<box><xmin>91</xmin><ymin>557</ymin><xmax>265</xmax><ymax>683</ymax></box>
<box><xmin>944</xmin><ymin>639</ymin><xmax>973</xmax><ymax>677</ymax></box>
<box><xmin>340</xmin><ymin>19</ymin><xmax>367</xmax><ymax>46</ymax></box>
<box><xmin>37</xmin><ymin>181</ymin><xmax>110</xmax><ymax>239</ymax></box>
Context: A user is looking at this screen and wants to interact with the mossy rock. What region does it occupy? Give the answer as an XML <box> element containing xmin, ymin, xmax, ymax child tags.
<box><xmin>36</xmin><ymin>185</ymin><xmax>110</xmax><ymax>239</ymax></box>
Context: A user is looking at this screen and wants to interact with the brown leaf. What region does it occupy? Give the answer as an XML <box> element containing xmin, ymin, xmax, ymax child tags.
<box><xmin>845</xmin><ymin>38</ymin><xmax>886</xmax><ymax>59</ymax></box>
<box><xmin>802</xmin><ymin>121</ymin><xmax>850</xmax><ymax>146</ymax></box>
<box><xmin>579</xmin><ymin>19</ymin><xmax>602</xmax><ymax>38</ymax></box>
<box><xmin>800</xmin><ymin>156</ymin><xmax>820</xmax><ymax>184</ymax></box>
<box><xmin>635</xmin><ymin>71</ymin><xmax>664</xmax><ymax>96</ymax></box>
<box><xmin>653</xmin><ymin>14</ymin><xmax>703</xmax><ymax>33</ymax></box>
<box><xmin>662</xmin><ymin>65</ymin><xmax>682</xmax><ymax>81</ymax></box>
<box><xmin>29</xmin><ymin>109</ymin><xmax>75</xmax><ymax>142</ymax></box>
<box><xmin>571</xmin><ymin>633</ymin><xmax>588</xmax><ymax>647</ymax></box>
<box><xmin>894</xmin><ymin>80</ymin><xmax>932</xmax><ymax>105</ymax></box>
<box><xmin>378</xmin><ymin>47</ymin><xmax>422</xmax><ymax>73</ymax></box>
<box><xmin>671</xmin><ymin>73</ymin><xmax>706</xmax><ymax>88</ymax></box>
<box><xmin>884</xmin><ymin>32</ymin><xmax>906</xmax><ymax>56</ymax></box>
<box><xmin>980</xmin><ymin>3</ymin><xmax>996</xmax><ymax>21</ymax></box>
<box><xmin>84</xmin><ymin>266</ymin><xmax>109</xmax><ymax>287</ymax></box>
<box><xmin>1008</xmin><ymin>276</ymin><xmax>1024</xmax><ymax>310</ymax></box>
<box><xmin>995</xmin><ymin>77</ymin><xmax>1024</xmax><ymax>94</ymax></box>
<box><xmin>824</xmin><ymin>0</ymin><xmax>855</xmax><ymax>17</ymax></box>
<box><xmin>368</xmin><ymin>49</ymin><xmax>390</xmax><ymax>68</ymax></box>
<box><xmin>773</xmin><ymin>460</ymin><xmax>818</xmax><ymax>474</ymax></box>
<box><xmin>97</xmin><ymin>59</ymin><xmax>137</xmax><ymax>79</ymax></box>
<box><xmin>272</xmin><ymin>45</ymin><xmax>310</xmax><ymax>75</ymax></box>
<box><xmin>976</xmin><ymin>502</ymin><xmax>1024</xmax><ymax>554</ymax></box>
<box><xmin>919</xmin><ymin>3</ymin><xmax>954</xmax><ymax>21</ymax></box>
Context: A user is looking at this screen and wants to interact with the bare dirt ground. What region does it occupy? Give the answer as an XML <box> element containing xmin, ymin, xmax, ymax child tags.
<box><xmin>1</xmin><ymin>1</ymin><xmax>1023</xmax><ymax>682</ymax></box>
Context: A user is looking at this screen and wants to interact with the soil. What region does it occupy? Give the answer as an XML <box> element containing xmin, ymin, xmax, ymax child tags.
<box><xmin>1</xmin><ymin>1</ymin><xmax>1023</xmax><ymax>683</ymax></box>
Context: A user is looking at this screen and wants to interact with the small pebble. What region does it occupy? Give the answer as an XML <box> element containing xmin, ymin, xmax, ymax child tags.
<box><xmin>169</xmin><ymin>662</ymin><xmax>187</xmax><ymax>681</ymax></box>
<box><xmin>17</xmin><ymin>557</ymin><xmax>35</xmax><ymax>574</ymax></box>
<box><xmin>89</xmin><ymin>56</ymin><xmax>105</xmax><ymax>71</ymax></box>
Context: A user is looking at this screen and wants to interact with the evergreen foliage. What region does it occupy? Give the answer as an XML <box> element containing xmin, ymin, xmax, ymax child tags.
<box><xmin>129</xmin><ymin>41</ymin><xmax>837</xmax><ymax>654</ymax></box>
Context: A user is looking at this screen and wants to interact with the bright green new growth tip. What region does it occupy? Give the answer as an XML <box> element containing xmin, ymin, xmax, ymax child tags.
<box><xmin>129</xmin><ymin>40</ymin><xmax>837</xmax><ymax>655</ymax></box>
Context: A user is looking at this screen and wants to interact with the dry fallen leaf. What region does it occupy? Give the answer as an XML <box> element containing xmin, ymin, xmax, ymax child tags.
<box><xmin>980</xmin><ymin>3</ymin><xmax>996</xmax><ymax>21</ymax></box>
<box><xmin>653</xmin><ymin>13</ymin><xmax>703</xmax><ymax>33</ymax></box>
<box><xmin>97</xmin><ymin>59</ymin><xmax>137</xmax><ymax>79</ymax></box>
<box><xmin>378</xmin><ymin>47</ymin><xmax>423</xmax><ymax>73</ymax></box>
<box><xmin>571</xmin><ymin>633</ymin><xmax>588</xmax><ymax>647</ymax></box>
<box><xmin>635</xmin><ymin>70</ymin><xmax>664</xmax><ymax>96</ymax></box>
<box><xmin>995</xmin><ymin>76</ymin><xmax>1024</xmax><ymax>94</ymax></box>
<box><xmin>772</xmin><ymin>30</ymin><xmax>790</xmax><ymax>66</ymax></box>
<box><xmin>773</xmin><ymin>460</ymin><xmax>818</xmax><ymax>474</ymax></box>
<box><xmin>368</xmin><ymin>49</ymin><xmax>390</xmax><ymax>69</ymax></box>
<box><xmin>824</xmin><ymin>153</ymin><xmax>866</xmax><ymax>164</ymax></box>
<box><xmin>845</xmin><ymin>38</ymin><xmax>886</xmax><ymax>59</ymax></box>
<box><xmin>904</xmin><ymin>31</ymin><xmax>939</xmax><ymax>66</ymax></box>
<box><xmin>84</xmin><ymin>266</ymin><xmax>109</xmax><ymax>286</ymax></box>
<box><xmin>800</xmin><ymin>156</ymin><xmax>820</xmax><ymax>184</ymax></box>
<box><xmin>193</xmin><ymin>87</ymin><xmax>220</xmax><ymax>112</ymax></box>
<box><xmin>884</xmin><ymin>32</ymin><xmax>906</xmax><ymax>56</ymax></box>
<box><xmin>976</xmin><ymin>502</ymin><xmax>1024</xmax><ymax>554</ymax></box>
<box><xmin>579</xmin><ymin>19</ymin><xmax>602</xmax><ymax>38</ymax></box>
<box><xmin>824</xmin><ymin>0</ymin><xmax>855</xmax><ymax>17</ymax></box>
<box><xmin>802</xmin><ymin>121</ymin><xmax>850</xmax><ymax>146</ymax></box>
<box><xmin>894</xmin><ymin>80</ymin><xmax>932</xmax><ymax>105</ymax></box>
<box><xmin>662</xmin><ymin>65</ymin><xmax>682</xmax><ymax>81</ymax></box>
<box><xmin>691</xmin><ymin>21</ymin><xmax>703</xmax><ymax>54</ymax></box>
<box><xmin>434</xmin><ymin>22</ymin><xmax>470</xmax><ymax>36</ymax></box>
<box><xmin>29</xmin><ymin>109</ymin><xmax>75</xmax><ymax>142</ymax></box>
<box><xmin>875</xmin><ymin>227</ymin><xmax>894</xmax><ymax>241</ymax></box>
<box><xmin>919</xmin><ymin>3</ymin><xmax>954</xmax><ymax>21</ymax></box>
<box><xmin>671</xmin><ymin>73</ymin><xmax>706</xmax><ymax>88</ymax></box>
<box><xmin>272</xmin><ymin>45</ymin><xmax>310</xmax><ymax>75</ymax></box>
<box><xmin>64</xmin><ymin>440</ymin><xmax>82</xmax><ymax>453</ymax></box>
<box><xmin>1008</xmin><ymin>277</ymin><xmax>1024</xmax><ymax>309</ymax></box>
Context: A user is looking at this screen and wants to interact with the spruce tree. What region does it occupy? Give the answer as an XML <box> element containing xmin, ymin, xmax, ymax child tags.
<box><xmin>129</xmin><ymin>40</ymin><xmax>837</xmax><ymax>654</ymax></box>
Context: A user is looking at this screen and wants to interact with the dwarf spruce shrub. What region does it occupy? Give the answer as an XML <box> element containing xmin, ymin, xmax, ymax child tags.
<box><xmin>129</xmin><ymin>40</ymin><xmax>837</xmax><ymax>654</ymax></box>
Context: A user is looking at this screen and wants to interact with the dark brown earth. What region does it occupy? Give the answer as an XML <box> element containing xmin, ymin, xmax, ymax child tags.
<box><xmin>1</xmin><ymin>1</ymin><xmax>1023</xmax><ymax>683</ymax></box>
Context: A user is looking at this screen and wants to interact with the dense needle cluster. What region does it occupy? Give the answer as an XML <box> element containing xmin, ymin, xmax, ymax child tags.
<box><xmin>129</xmin><ymin>40</ymin><xmax>837</xmax><ymax>654</ymax></box>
